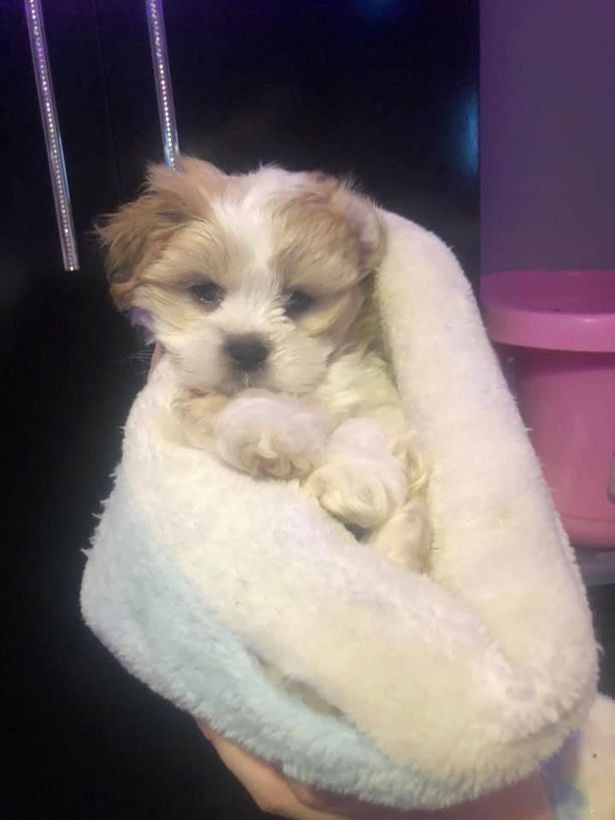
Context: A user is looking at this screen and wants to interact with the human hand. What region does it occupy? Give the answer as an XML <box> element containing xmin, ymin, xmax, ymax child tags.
<box><xmin>198</xmin><ymin>723</ymin><xmax>436</xmax><ymax>820</ymax></box>
<box><xmin>198</xmin><ymin>724</ymin><xmax>555</xmax><ymax>820</ymax></box>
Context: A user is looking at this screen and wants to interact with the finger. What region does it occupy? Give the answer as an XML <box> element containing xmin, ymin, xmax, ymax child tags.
<box><xmin>285</xmin><ymin>776</ymin><xmax>437</xmax><ymax>820</ymax></box>
<box><xmin>285</xmin><ymin>779</ymin><xmax>334</xmax><ymax>811</ymax></box>
<box><xmin>200</xmin><ymin>726</ymin><xmax>287</xmax><ymax>805</ymax></box>
<box><xmin>198</xmin><ymin>724</ymin><xmax>343</xmax><ymax>819</ymax></box>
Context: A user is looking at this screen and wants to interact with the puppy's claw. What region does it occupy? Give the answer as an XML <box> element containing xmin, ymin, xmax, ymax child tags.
<box><xmin>238</xmin><ymin>436</ymin><xmax>319</xmax><ymax>480</ymax></box>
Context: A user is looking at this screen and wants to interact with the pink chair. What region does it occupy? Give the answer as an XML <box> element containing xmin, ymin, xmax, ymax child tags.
<box><xmin>482</xmin><ymin>270</ymin><xmax>615</xmax><ymax>548</ymax></box>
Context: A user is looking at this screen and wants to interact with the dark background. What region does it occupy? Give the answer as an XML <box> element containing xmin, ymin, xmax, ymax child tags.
<box><xmin>1</xmin><ymin>2</ymin><xmax>606</xmax><ymax>819</ymax></box>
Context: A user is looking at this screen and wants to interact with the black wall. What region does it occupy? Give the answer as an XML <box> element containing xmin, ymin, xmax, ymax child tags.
<box><xmin>2</xmin><ymin>2</ymin><xmax>478</xmax><ymax>817</ymax></box>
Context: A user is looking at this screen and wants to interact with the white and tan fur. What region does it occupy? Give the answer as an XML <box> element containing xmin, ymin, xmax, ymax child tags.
<box><xmin>98</xmin><ymin>157</ymin><xmax>430</xmax><ymax>572</ymax></box>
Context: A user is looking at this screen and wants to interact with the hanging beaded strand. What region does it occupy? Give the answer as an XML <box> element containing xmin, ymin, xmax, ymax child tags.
<box><xmin>145</xmin><ymin>0</ymin><xmax>180</xmax><ymax>170</ymax></box>
<box><xmin>24</xmin><ymin>0</ymin><xmax>79</xmax><ymax>271</ymax></box>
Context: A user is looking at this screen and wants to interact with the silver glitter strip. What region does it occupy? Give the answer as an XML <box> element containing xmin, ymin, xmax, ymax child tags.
<box><xmin>145</xmin><ymin>0</ymin><xmax>180</xmax><ymax>170</ymax></box>
<box><xmin>24</xmin><ymin>0</ymin><xmax>79</xmax><ymax>271</ymax></box>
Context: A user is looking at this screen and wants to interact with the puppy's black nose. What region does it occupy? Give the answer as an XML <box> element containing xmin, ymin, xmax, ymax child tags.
<box><xmin>225</xmin><ymin>335</ymin><xmax>269</xmax><ymax>371</ymax></box>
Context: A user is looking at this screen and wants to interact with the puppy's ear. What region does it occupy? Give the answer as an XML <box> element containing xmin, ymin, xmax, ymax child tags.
<box><xmin>96</xmin><ymin>157</ymin><xmax>226</xmax><ymax>307</ymax></box>
<box><xmin>308</xmin><ymin>173</ymin><xmax>387</xmax><ymax>276</ymax></box>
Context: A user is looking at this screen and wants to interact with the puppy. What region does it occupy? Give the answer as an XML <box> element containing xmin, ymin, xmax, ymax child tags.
<box><xmin>98</xmin><ymin>157</ymin><xmax>430</xmax><ymax>572</ymax></box>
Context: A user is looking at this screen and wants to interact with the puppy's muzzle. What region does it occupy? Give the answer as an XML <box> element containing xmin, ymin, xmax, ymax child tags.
<box><xmin>224</xmin><ymin>334</ymin><xmax>270</xmax><ymax>372</ymax></box>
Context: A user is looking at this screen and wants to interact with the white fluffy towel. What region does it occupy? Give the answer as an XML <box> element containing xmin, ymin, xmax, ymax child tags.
<box><xmin>82</xmin><ymin>211</ymin><xmax>598</xmax><ymax>810</ymax></box>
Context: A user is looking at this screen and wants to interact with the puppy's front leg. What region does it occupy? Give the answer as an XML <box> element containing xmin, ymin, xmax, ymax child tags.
<box><xmin>305</xmin><ymin>418</ymin><xmax>408</xmax><ymax>530</ymax></box>
<box><xmin>214</xmin><ymin>390</ymin><xmax>330</xmax><ymax>480</ymax></box>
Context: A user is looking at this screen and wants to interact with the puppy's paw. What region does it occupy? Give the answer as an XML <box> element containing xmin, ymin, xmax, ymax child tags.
<box><xmin>306</xmin><ymin>417</ymin><xmax>408</xmax><ymax>528</ymax></box>
<box><xmin>214</xmin><ymin>391</ymin><xmax>329</xmax><ymax>479</ymax></box>
<box><xmin>305</xmin><ymin>457</ymin><xmax>407</xmax><ymax>530</ymax></box>
<box><xmin>369</xmin><ymin>500</ymin><xmax>431</xmax><ymax>571</ymax></box>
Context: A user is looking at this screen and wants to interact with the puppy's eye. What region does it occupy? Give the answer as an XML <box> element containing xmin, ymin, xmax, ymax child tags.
<box><xmin>189</xmin><ymin>281</ymin><xmax>223</xmax><ymax>305</ymax></box>
<box><xmin>284</xmin><ymin>290</ymin><xmax>314</xmax><ymax>317</ymax></box>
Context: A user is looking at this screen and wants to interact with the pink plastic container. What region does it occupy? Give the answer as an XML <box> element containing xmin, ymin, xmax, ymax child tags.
<box><xmin>482</xmin><ymin>270</ymin><xmax>615</xmax><ymax>548</ymax></box>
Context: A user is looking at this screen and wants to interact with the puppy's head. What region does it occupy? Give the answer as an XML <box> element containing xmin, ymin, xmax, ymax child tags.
<box><xmin>98</xmin><ymin>157</ymin><xmax>385</xmax><ymax>395</ymax></box>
